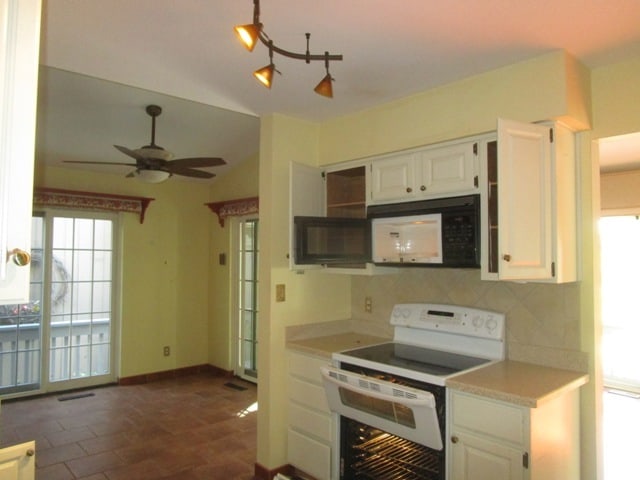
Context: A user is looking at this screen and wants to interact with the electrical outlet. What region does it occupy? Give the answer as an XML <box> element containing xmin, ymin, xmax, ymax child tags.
<box><xmin>365</xmin><ymin>296</ymin><xmax>372</xmax><ymax>313</ymax></box>
<box><xmin>163</xmin><ymin>346</ymin><xmax>170</xmax><ymax>356</ymax></box>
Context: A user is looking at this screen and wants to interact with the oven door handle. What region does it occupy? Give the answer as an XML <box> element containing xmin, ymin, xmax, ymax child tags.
<box><xmin>321</xmin><ymin>366</ymin><xmax>436</xmax><ymax>407</ymax></box>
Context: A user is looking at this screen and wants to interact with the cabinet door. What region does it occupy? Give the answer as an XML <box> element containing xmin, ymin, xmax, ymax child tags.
<box><xmin>0</xmin><ymin>442</ymin><xmax>35</xmax><ymax>480</ymax></box>
<box><xmin>0</xmin><ymin>0</ymin><xmax>41</xmax><ymax>304</ymax></box>
<box><xmin>370</xmin><ymin>152</ymin><xmax>418</xmax><ymax>203</ymax></box>
<box><xmin>419</xmin><ymin>142</ymin><xmax>477</xmax><ymax>196</ymax></box>
<box><xmin>450</xmin><ymin>431</ymin><xmax>525</xmax><ymax>480</ymax></box>
<box><xmin>289</xmin><ymin>162</ymin><xmax>325</xmax><ymax>270</ymax></box>
<box><xmin>497</xmin><ymin>119</ymin><xmax>553</xmax><ymax>281</ymax></box>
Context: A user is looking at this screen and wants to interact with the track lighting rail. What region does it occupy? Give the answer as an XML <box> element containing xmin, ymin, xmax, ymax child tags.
<box><xmin>234</xmin><ymin>0</ymin><xmax>343</xmax><ymax>96</ymax></box>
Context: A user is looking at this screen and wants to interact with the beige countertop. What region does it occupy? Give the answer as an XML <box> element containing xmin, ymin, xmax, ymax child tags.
<box><xmin>446</xmin><ymin>360</ymin><xmax>589</xmax><ymax>408</ymax></box>
<box><xmin>286</xmin><ymin>332</ymin><xmax>389</xmax><ymax>359</ymax></box>
<box><xmin>286</xmin><ymin>327</ymin><xmax>589</xmax><ymax>408</ymax></box>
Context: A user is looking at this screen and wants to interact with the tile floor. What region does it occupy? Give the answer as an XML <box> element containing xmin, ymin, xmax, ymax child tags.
<box><xmin>0</xmin><ymin>373</ymin><xmax>257</xmax><ymax>480</ymax></box>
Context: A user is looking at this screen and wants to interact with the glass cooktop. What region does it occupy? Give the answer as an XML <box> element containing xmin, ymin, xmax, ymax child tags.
<box><xmin>339</xmin><ymin>342</ymin><xmax>491</xmax><ymax>376</ymax></box>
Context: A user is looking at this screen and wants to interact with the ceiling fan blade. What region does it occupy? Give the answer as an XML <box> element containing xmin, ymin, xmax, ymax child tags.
<box><xmin>64</xmin><ymin>160</ymin><xmax>137</xmax><ymax>167</ymax></box>
<box><xmin>167</xmin><ymin>166</ymin><xmax>216</xmax><ymax>179</ymax></box>
<box><xmin>114</xmin><ymin>145</ymin><xmax>146</xmax><ymax>161</ymax></box>
<box><xmin>168</xmin><ymin>157</ymin><xmax>226</xmax><ymax>168</ymax></box>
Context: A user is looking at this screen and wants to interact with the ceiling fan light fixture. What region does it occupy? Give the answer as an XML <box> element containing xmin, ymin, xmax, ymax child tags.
<box><xmin>136</xmin><ymin>169</ymin><xmax>171</xmax><ymax>184</ymax></box>
<box><xmin>234</xmin><ymin>23</ymin><xmax>261</xmax><ymax>52</ymax></box>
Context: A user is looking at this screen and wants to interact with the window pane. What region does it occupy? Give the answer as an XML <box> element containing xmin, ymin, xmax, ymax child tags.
<box><xmin>91</xmin><ymin>344</ymin><xmax>110</xmax><ymax>376</ymax></box>
<box><xmin>92</xmin><ymin>282</ymin><xmax>111</xmax><ymax>312</ymax></box>
<box><xmin>243</xmin><ymin>252</ymin><xmax>255</xmax><ymax>279</ymax></box>
<box><xmin>73</xmin><ymin>250</ymin><xmax>94</xmax><ymax>281</ymax></box>
<box><xmin>72</xmin><ymin>282</ymin><xmax>93</xmax><ymax>313</ymax></box>
<box><xmin>94</xmin><ymin>220</ymin><xmax>112</xmax><ymax>250</ymax></box>
<box><xmin>52</xmin><ymin>217</ymin><xmax>74</xmax><ymax>248</ymax></box>
<box><xmin>73</xmin><ymin>219</ymin><xmax>94</xmax><ymax>249</ymax></box>
<box><xmin>93</xmin><ymin>251</ymin><xmax>112</xmax><ymax>281</ymax></box>
<box><xmin>71</xmin><ymin>345</ymin><xmax>91</xmax><ymax>378</ymax></box>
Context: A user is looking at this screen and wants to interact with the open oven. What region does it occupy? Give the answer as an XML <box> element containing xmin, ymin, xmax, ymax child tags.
<box><xmin>322</xmin><ymin>303</ymin><xmax>505</xmax><ymax>480</ymax></box>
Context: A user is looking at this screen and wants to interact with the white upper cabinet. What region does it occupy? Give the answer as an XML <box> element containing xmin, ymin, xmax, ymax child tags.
<box><xmin>0</xmin><ymin>0</ymin><xmax>42</xmax><ymax>304</ymax></box>
<box><xmin>370</xmin><ymin>141</ymin><xmax>478</xmax><ymax>204</ymax></box>
<box><xmin>481</xmin><ymin>118</ymin><xmax>577</xmax><ymax>283</ymax></box>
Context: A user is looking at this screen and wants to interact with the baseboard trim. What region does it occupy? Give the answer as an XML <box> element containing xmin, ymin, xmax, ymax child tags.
<box><xmin>254</xmin><ymin>462</ymin><xmax>295</xmax><ymax>480</ymax></box>
<box><xmin>118</xmin><ymin>364</ymin><xmax>233</xmax><ymax>385</ymax></box>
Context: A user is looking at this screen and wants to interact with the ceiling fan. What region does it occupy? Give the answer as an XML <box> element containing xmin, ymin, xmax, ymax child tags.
<box><xmin>64</xmin><ymin>105</ymin><xmax>226</xmax><ymax>183</ymax></box>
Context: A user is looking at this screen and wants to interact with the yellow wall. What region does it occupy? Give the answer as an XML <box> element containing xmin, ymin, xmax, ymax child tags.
<box><xmin>256</xmin><ymin>114</ymin><xmax>352</xmax><ymax>469</ymax></box>
<box><xmin>256</xmin><ymin>49</ymin><xmax>606</xmax><ymax>478</ymax></box>
<box><xmin>35</xmin><ymin>165</ymin><xmax>213</xmax><ymax>377</ymax></box>
<box><xmin>207</xmin><ymin>154</ymin><xmax>260</xmax><ymax>369</ymax></box>
<box><xmin>600</xmin><ymin>169</ymin><xmax>640</xmax><ymax>214</ymax></box>
<box><xmin>318</xmin><ymin>50</ymin><xmax>590</xmax><ymax>165</ymax></box>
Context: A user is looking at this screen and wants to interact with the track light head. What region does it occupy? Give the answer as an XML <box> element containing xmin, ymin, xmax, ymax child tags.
<box><xmin>234</xmin><ymin>23</ymin><xmax>261</xmax><ymax>52</ymax></box>
<box><xmin>314</xmin><ymin>73</ymin><xmax>333</xmax><ymax>98</ymax></box>
<box><xmin>254</xmin><ymin>63</ymin><xmax>275</xmax><ymax>88</ymax></box>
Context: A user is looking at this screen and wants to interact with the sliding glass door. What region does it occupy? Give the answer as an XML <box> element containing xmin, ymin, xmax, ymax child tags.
<box><xmin>0</xmin><ymin>212</ymin><xmax>118</xmax><ymax>397</ymax></box>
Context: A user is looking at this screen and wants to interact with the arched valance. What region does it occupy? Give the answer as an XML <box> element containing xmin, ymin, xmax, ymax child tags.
<box><xmin>205</xmin><ymin>196</ymin><xmax>259</xmax><ymax>227</ymax></box>
<box><xmin>33</xmin><ymin>188</ymin><xmax>155</xmax><ymax>224</ymax></box>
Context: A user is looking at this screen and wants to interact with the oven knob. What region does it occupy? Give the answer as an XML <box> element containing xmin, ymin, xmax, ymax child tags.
<box><xmin>486</xmin><ymin>317</ymin><xmax>498</xmax><ymax>332</ymax></box>
<box><xmin>472</xmin><ymin>315</ymin><xmax>484</xmax><ymax>328</ymax></box>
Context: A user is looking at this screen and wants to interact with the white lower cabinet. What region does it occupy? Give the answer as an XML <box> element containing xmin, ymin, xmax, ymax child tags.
<box><xmin>0</xmin><ymin>441</ymin><xmax>35</xmax><ymax>479</ymax></box>
<box><xmin>448</xmin><ymin>390</ymin><xmax>580</xmax><ymax>480</ymax></box>
<box><xmin>287</xmin><ymin>351</ymin><xmax>334</xmax><ymax>480</ymax></box>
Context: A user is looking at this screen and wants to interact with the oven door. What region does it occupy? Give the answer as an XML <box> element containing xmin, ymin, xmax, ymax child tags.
<box><xmin>321</xmin><ymin>366</ymin><xmax>443</xmax><ymax>450</ymax></box>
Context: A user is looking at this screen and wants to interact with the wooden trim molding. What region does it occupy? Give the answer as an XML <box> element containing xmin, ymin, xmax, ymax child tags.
<box><xmin>254</xmin><ymin>463</ymin><xmax>295</xmax><ymax>480</ymax></box>
<box><xmin>33</xmin><ymin>187</ymin><xmax>155</xmax><ymax>224</ymax></box>
<box><xmin>205</xmin><ymin>196</ymin><xmax>259</xmax><ymax>227</ymax></box>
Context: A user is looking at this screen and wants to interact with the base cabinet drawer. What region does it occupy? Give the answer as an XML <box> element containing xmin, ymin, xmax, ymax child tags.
<box><xmin>288</xmin><ymin>401</ymin><xmax>332</xmax><ymax>442</ymax></box>
<box><xmin>451</xmin><ymin>391</ymin><xmax>525</xmax><ymax>444</ymax></box>
<box><xmin>288</xmin><ymin>428</ymin><xmax>331</xmax><ymax>480</ymax></box>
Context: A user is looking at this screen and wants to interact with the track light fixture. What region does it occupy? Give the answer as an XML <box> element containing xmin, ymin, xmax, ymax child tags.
<box><xmin>314</xmin><ymin>53</ymin><xmax>334</xmax><ymax>98</ymax></box>
<box><xmin>234</xmin><ymin>0</ymin><xmax>343</xmax><ymax>97</ymax></box>
<box><xmin>253</xmin><ymin>41</ymin><xmax>279</xmax><ymax>88</ymax></box>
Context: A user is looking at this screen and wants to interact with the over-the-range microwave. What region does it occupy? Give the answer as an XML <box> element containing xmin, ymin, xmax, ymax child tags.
<box><xmin>293</xmin><ymin>194</ymin><xmax>480</xmax><ymax>267</ymax></box>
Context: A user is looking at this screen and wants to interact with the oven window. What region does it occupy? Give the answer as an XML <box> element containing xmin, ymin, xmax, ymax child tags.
<box><xmin>339</xmin><ymin>387</ymin><xmax>416</xmax><ymax>428</ymax></box>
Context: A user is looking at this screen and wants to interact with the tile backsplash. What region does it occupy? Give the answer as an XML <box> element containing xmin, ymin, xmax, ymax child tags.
<box><xmin>351</xmin><ymin>268</ymin><xmax>587</xmax><ymax>372</ymax></box>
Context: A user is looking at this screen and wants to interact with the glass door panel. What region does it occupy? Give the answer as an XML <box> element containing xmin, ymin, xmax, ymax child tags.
<box><xmin>0</xmin><ymin>217</ymin><xmax>44</xmax><ymax>395</ymax></box>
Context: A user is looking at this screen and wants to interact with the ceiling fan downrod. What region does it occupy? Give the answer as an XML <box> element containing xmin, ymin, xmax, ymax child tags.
<box><xmin>145</xmin><ymin>104</ymin><xmax>162</xmax><ymax>150</ymax></box>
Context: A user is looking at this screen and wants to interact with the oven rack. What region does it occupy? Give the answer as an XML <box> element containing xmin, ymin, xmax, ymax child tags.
<box><xmin>351</xmin><ymin>431</ymin><xmax>442</xmax><ymax>479</ymax></box>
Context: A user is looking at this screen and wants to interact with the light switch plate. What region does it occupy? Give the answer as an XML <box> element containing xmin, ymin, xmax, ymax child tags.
<box><xmin>276</xmin><ymin>284</ymin><xmax>285</xmax><ymax>302</ymax></box>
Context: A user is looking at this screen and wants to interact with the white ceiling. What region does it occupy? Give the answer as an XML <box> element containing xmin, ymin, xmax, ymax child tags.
<box><xmin>37</xmin><ymin>0</ymin><xmax>640</xmax><ymax>181</ymax></box>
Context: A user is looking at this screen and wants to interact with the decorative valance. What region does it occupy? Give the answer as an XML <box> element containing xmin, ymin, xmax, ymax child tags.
<box><xmin>205</xmin><ymin>196</ymin><xmax>259</xmax><ymax>227</ymax></box>
<box><xmin>33</xmin><ymin>188</ymin><xmax>155</xmax><ymax>224</ymax></box>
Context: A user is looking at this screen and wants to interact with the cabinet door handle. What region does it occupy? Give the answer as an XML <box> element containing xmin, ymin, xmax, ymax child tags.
<box><xmin>420</xmin><ymin>185</ymin><xmax>426</xmax><ymax>191</ymax></box>
<box><xmin>502</xmin><ymin>254</ymin><xmax>511</xmax><ymax>262</ymax></box>
<box><xmin>451</xmin><ymin>436</ymin><xmax>459</xmax><ymax>444</ymax></box>
<box><xmin>406</xmin><ymin>187</ymin><xmax>413</xmax><ymax>193</ymax></box>
<box><xmin>6</xmin><ymin>248</ymin><xmax>31</xmax><ymax>267</ymax></box>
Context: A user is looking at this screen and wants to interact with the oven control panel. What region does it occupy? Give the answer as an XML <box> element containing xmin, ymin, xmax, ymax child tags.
<box><xmin>390</xmin><ymin>303</ymin><xmax>505</xmax><ymax>340</ymax></box>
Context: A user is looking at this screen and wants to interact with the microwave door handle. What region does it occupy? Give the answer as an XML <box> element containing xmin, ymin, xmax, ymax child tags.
<box><xmin>321</xmin><ymin>366</ymin><xmax>436</xmax><ymax>408</ymax></box>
